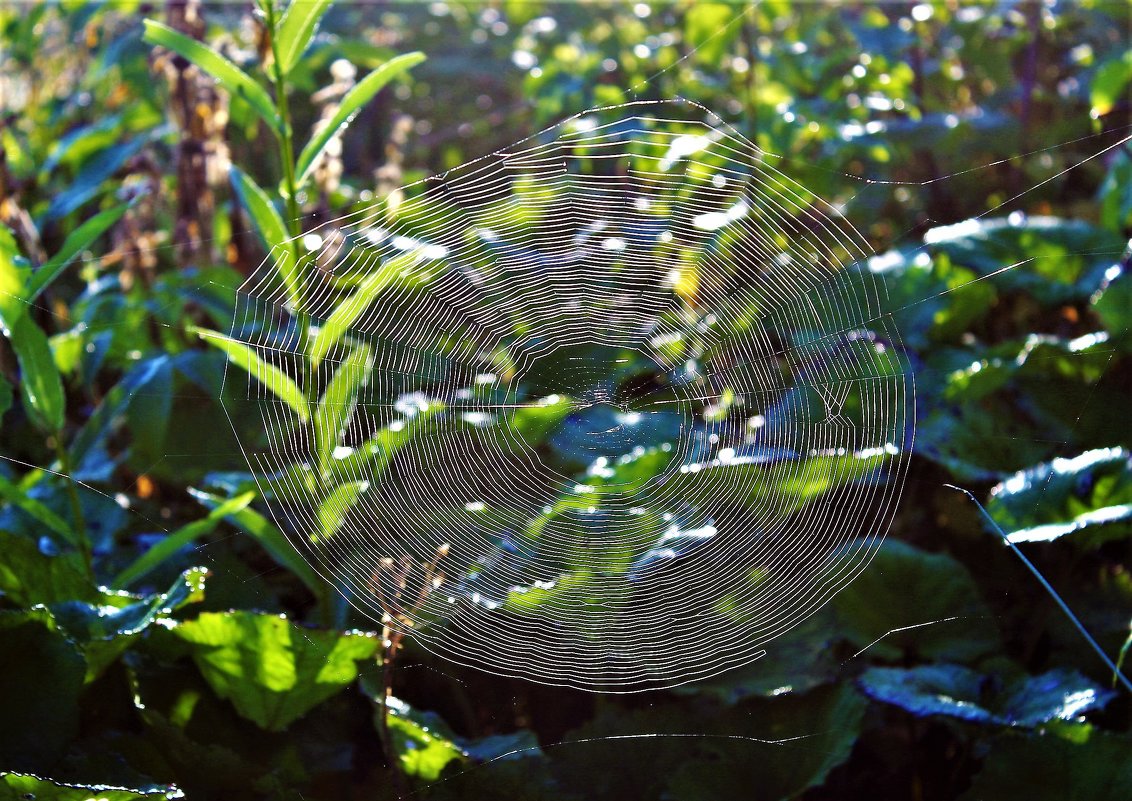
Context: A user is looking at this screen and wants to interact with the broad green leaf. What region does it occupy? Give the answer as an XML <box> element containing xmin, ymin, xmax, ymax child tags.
<box><xmin>143</xmin><ymin>20</ymin><xmax>279</xmax><ymax>136</ymax></box>
<box><xmin>8</xmin><ymin>315</ymin><xmax>65</xmax><ymax>433</ymax></box>
<box><xmin>667</xmin><ymin>685</ymin><xmax>866</xmax><ymax>801</ymax></box>
<box><xmin>309</xmin><ymin>248</ymin><xmax>421</xmax><ymax>366</ymax></box>
<box><xmin>0</xmin><ymin>774</ymin><xmax>181</xmax><ymax>800</ymax></box>
<box><xmin>190</xmin><ymin>487</ymin><xmax>323</xmax><ymax>596</ymax></box>
<box><xmin>859</xmin><ymin>665</ymin><xmax>1114</xmax><ymax>727</ymax></box>
<box><xmin>26</xmin><ymin>199</ymin><xmax>134</xmax><ymax>308</ymax></box>
<box><xmin>553</xmin><ymin>684</ymin><xmax>864</xmax><ymax>801</ymax></box>
<box><xmin>113</xmin><ymin>494</ymin><xmax>253</xmax><ymax>588</ymax></box>
<box><xmin>832</xmin><ymin>538</ymin><xmax>1002</xmax><ymax>662</ymax></box>
<box><xmin>229</xmin><ymin>165</ymin><xmax>301</xmax><ymax>309</ymax></box>
<box><xmin>315</xmin><ymin>343</ymin><xmax>373</xmax><ymax>475</ymax></box>
<box><xmin>987</xmin><ymin>448</ymin><xmax>1132</xmax><ymax>547</ymax></box>
<box><xmin>190</xmin><ymin>326</ymin><xmax>309</xmax><ymax>423</ymax></box>
<box><xmin>294</xmin><ymin>51</ymin><xmax>425</xmax><ymax>187</ymax></box>
<box><xmin>960</xmin><ymin>732</ymin><xmax>1132</xmax><ymax>801</ymax></box>
<box><xmin>0</xmin><ymin>612</ymin><xmax>85</xmax><ymax>771</ymax></box>
<box><xmin>273</xmin><ymin>0</ymin><xmax>333</xmax><ymax>76</ymax></box>
<box><xmin>171</xmin><ymin>610</ymin><xmax>378</xmax><ymax>731</ymax></box>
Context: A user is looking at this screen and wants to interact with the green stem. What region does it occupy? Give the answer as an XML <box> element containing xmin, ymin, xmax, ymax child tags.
<box><xmin>264</xmin><ymin>0</ymin><xmax>310</xmax><ymax>360</ymax></box>
<box><xmin>56</xmin><ymin>439</ymin><xmax>92</xmax><ymax>579</ymax></box>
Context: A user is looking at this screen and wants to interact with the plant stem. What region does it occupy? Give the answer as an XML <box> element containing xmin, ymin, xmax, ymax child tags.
<box><xmin>56</xmin><ymin>439</ymin><xmax>92</xmax><ymax>579</ymax></box>
<box><xmin>380</xmin><ymin>636</ymin><xmax>409</xmax><ymax>798</ymax></box>
<box><xmin>263</xmin><ymin>0</ymin><xmax>311</xmax><ymax>361</ymax></box>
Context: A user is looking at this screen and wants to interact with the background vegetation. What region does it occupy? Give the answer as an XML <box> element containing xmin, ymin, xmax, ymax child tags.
<box><xmin>1</xmin><ymin>1</ymin><xmax>1130</xmax><ymax>799</ymax></box>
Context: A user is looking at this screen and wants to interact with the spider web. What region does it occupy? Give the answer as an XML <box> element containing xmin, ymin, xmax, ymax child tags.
<box><xmin>223</xmin><ymin>99</ymin><xmax>913</xmax><ymax>691</ymax></box>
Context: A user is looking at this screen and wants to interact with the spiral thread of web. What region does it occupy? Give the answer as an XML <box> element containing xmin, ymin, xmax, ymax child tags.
<box><xmin>224</xmin><ymin>101</ymin><xmax>913</xmax><ymax>691</ymax></box>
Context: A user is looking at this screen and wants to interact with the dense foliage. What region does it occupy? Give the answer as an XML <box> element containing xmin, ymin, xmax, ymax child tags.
<box><xmin>1</xmin><ymin>1</ymin><xmax>1130</xmax><ymax>799</ymax></box>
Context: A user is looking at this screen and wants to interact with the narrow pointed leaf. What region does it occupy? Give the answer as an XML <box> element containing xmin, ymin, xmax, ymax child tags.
<box><xmin>314</xmin><ymin>342</ymin><xmax>373</xmax><ymax>475</ymax></box>
<box><xmin>274</xmin><ymin>0</ymin><xmax>333</xmax><ymax>75</ymax></box>
<box><xmin>295</xmin><ymin>51</ymin><xmax>425</xmax><ymax>187</ymax></box>
<box><xmin>8</xmin><ymin>315</ymin><xmax>65</xmax><ymax>433</ymax></box>
<box><xmin>190</xmin><ymin>487</ymin><xmax>323</xmax><ymax>596</ymax></box>
<box><xmin>230</xmin><ymin>165</ymin><xmax>301</xmax><ymax>309</ymax></box>
<box><xmin>143</xmin><ymin>20</ymin><xmax>280</xmax><ymax>136</ymax></box>
<box><xmin>190</xmin><ymin>326</ymin><xmax>309</xmax><ymax>423</ymax></box>
<box><xmin>112</xmin><ymin>493</ymin><xmax>254</xmax><ymax>588</ymax></box>
<box><xmin>27</xmin><ymin>199</ymin><xmax>134</xmax><ymax>306</ymax></box>
<box><xmin>309</xmin><ymin>249</ymin><xmax>418</xmax><ymax>366</ymax></box>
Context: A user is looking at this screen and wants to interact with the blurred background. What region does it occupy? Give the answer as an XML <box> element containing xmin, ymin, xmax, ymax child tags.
<box><xmin>0</xmin><ymin>2</ymin><xmax>1130</xmax><ymax>800</ymax></box>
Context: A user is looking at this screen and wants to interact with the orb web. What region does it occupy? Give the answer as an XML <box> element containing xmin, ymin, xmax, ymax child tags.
<box><xmin>224</xmin><ymin>100</ymin><xmax>914</xmax><ymax>691</ymax></box>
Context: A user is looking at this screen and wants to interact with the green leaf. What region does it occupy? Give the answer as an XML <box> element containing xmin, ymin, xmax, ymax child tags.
<box><xmin>0</xmin><ymin>225</ymin><xmax>31</xmax><ymax>334</ymax></box>
<box><xmin>309</xmin><ymin>248</ymin><xmax>421</xmax><ymax>367</ymax></box>
<box><xmin>669</xmin><ymin>685</ymin><xmax>866</xmax><ymax>801</ymax></box>
<box><xmin>0</xmin><ymin>612</ymin><xmax>86</xmax><ymax>771</ymax></box>
<box><xmin>26</xmin><ymin>199</ymin><xmax>134</xmax><ymax>308</ymax></box>
<box><xmin>190</xmin><ymin>487</ymin><xmax>323</xmax><ymax>596</ymax></box>
<box><xmin>229</xmin><ymin>165</ymin><xmax>301</xmax><ymax>309</ymax></box>
<box><xmin>1094</xmin><ymin>263</ymin><xmax>1131</xmax><ymax>342</ymax></box>
<box><xmin>0</xmin><ymin>774</ymin><xmax>182</xmax><ymax>801</ymax></box>
<box><xmin>171</xmin><ymin>610</ymin><xmax>378</xmax><ymax>731</ymax></box>
<box><xmin>0</xmin><ymin>531</ymin><xmax>94</xmax><ymax>606</ymax></box>
<box><xmin>832</xmin><ymin>539</ymin><xmax>1002</xmax><ymax>662</ymax></box>
<box><xmin>987</xmin><ymin>448</ymin><xmax>1132</xmax><ymax>547</ymax></box>
<box><xmin>1091</xmin><ymin>50</ymin><xmax>1132</xmax><ymax>117</ymax></box>
<box><xmin>0</xmin><ymin>374</ymin><xmax>11</xmax><ymax>427</ymax></box>
<box><xmin>0</xmin><ymin>473</ymin><xmax>78</xmax><ymax>546</ymax></box>
<box><xmin>44</xmin><ymin>136</ymin><xmax>150</xmax><ymax>221</ymax></box>
<box><xmin>142</xmin><ymin>20</ymin><xmax>279</xmax><ymax>136</ymax></box>
<box><xmin>315</xmin><ymin>342</ymin><xmax>373</xmax><ymax>475</ymax></box>
<box><xmin>50</xmin><ymin>567</ymin><xmax>208</xmax><ymax>681</ymax></box>
<box><xmin>273</xmin><ymin>0</ymin><xmax>333</xmax><ymax>76</ymax></box>
<box><xmin>673</xmin><ymin>607</ymin><xmax>841</xmax><ymax>703</ymax></box>
<box><xmin>316</xmin><ymin>480</ymin><xmax>367</xmax><ymax>540</ymax></box>
<box><xmin>294</xmin><ymin>51</ymin><xmax>425</xmax><ymax>187</ymax></box>
<box><xmin>113</xmin><ymin>494</ymin><xmax>253</xmax><ymax>589</ymax></box>
<box><xmin>329</xmin><ymin>398</ymin><xmax>443</xmax><ymax>482</ymax></box>
<box><xmin>7</xmin><ymin>314</ymin><xmax>65</xmax><ymax>433</ymax></box>
<box><xmin>190</xmin><ymin>326</ymin><xmax>309</xmax><ymax>423</ymax></box>
<box><xmin>960</xmin><ymin>731</ymin><xmax>1132</xmax><ymax>801</ymax></box>
<box><xmin>859</xmin><ymin>665</ymin><xmax>1114</xmax><ymax>727</ymax></box>
<box><xmin>379</xmin><ymin>696</ymin><xmax>465</xmax><ymax>781</ymax></box>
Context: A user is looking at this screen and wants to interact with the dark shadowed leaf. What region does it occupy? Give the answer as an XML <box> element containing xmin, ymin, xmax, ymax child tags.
<box><xmin>0</xmin><ymin>531</ymin><xmax>95</xmax><ymax>606</ymax></box>
<box><xmin>0</xmin><ymin>611</ymin><xmax>86</xmax><ymax>771</ymax></box>
<box><xmin>833</xmin><ymin>539</ymin><xmax>1001</xmax><ymax>662</ymax></box>
<box><xmin>960</xmin><ymin>731</ymin><xmax>1132</xmax><ymax>801</ymax></box>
